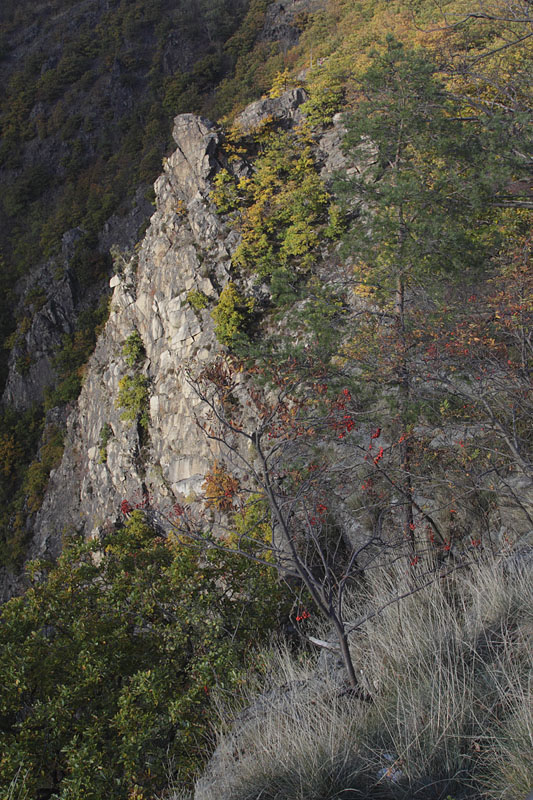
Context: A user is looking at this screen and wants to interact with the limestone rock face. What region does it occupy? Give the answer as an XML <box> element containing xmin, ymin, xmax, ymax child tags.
<box><xmin>2</xmin><ymin>87</ymin><xmax>338</xmax><ymax>601</ymax></box>
<box><xmin>29</xmin><ymin>111</ymin><xmax>234</xmax><ymax>559</ymax></box>
<box><xmin>234</xmin><ymin>87</ymin><xmax>308</xmax><ymax>133</ymax></box>
<box><xmin>168</xmin><ymin>115</ymin><xmax>220</xmax><ymax>197</ymax></box>
<box><xmin>14</xmin><ymin>91</ymin><xmax>394</xmax><ymax>569</ymax></box>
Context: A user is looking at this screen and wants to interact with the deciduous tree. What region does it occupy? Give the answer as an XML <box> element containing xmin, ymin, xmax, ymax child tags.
<box><xmin>336</xmin><ymin>36</ymin><xmax>522</xmax><ymax>546</ymax></box>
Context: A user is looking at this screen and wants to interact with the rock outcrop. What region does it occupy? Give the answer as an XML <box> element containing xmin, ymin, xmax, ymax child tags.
<box><xmin>2</xmin><ymin>261</ymin><xmax>78</xmax><ymax>411</ymax></box>
<box><xmin>234</xmin><ymin>86</ymin><xmax>308</xmax><ymax>133</ymax></box>
<box><xmin>30</xmin><ymin>114</ymin><xmax>230</xmax><ymax>559</ymax></box>
<box><xmin>4</xmin><ymin>84</ymin><xmax>531</xmax><ymax>598</ymax></box>
<box><xmin>259</xmin><ymin>0</ymin><xmax>327</xmax><ymax>49</ymax></box>
<box><xmin>2</xmin><ymin>189</ymin><xmax>152</xmax><ymax>411</ymax></box>
<box><xmin>0</xmin><ymin>93</ymin><xmax>353</xmax><ymax>590</ymax></box>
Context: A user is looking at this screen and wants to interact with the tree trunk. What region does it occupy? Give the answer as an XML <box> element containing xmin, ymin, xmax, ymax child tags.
<box><xmin>395</xmin><ymin>273</ymin><xmax>416</xmax><ymax>556</ymax></box>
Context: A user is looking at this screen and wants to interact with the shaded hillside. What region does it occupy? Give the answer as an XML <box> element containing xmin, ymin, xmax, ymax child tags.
<box><xmin>0</xmin><ymin>0</ymin><xmax>260</xmax><ymax>381</ymax></box>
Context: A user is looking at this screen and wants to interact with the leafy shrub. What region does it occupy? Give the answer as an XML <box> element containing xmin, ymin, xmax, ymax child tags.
<box><xmin>15</xmin><ymin>351</ymin><xmax>32</xmax><ymax>375</ymax></box>
<box><xmin>23</xmin><ymin>424</ymin><xmax>65</xmax><ymax>513</ymax></box>
<box><xmin>24</xmin><ymin>287</ymin><xmax>47</xmax><ymax>314</ymax></box>
<box><xmin>211</xmin><ymin>282</ymin><xmax>254</xmax><ymax>347</ymax></box>
<box><xmin>110</xmin><ymin>245</ymin><xmax>132</xmax><ymax>276</ymax></box>
<box><xmin>121</xmin><ymin>329</ymin><xmax>145</xmax><ymax>367</ymax></box>
<box><xmin>210</xmin><ymin>168</ymin><xmax>242</xmax><ymax>213</ymax></box>
<box><xmin>202</xmin><ymin>460</ymin><xmax>240</xmax><ymax>511</ymax></box>
<box><xmin>2</xmin><ymin>164</ymin><xmax>52</xmax><ymax>216</ymax></box>
<box><xmin>0</xmin><ymin>511</ymin><xmax>291</xmax><ymax>798</ymax></box>
<box><xmin>98</xmin><ymin>422</ymin><xmax>113</xmax><ymax>463</ymax></box>
<box><xmin>228</xmin><ymin>130</ymin><xmax>332</xmax><ymax>280</ymax></box>
<box><xmin>116</xmin><ymin>374</ymin><xmax>150</xmax><ymax>429</ymax></box>
<box><xmin>324</xmin><ymin>203</ymin><xmax>346</xmax><ymax>239</ymax></box>
<box><xmin>186</xmin><ymin>289</ymin><xmax>210</xmax><ymax>312</ymax></box>
<box><xmin>268</xmin><ymin>68</ymin><xmax>291</xmax><ymax>98</ymax></box>
<box><xmin>301</xmin><ymin>77</ymin><xmax>344</xmax><ymax>127</ymax></box>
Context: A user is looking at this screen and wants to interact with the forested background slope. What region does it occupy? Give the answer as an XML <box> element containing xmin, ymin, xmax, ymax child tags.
<box><xmin>0</xmin><ymin>0</ymin><xmax>256</xmax><ymax>369</ymax></box>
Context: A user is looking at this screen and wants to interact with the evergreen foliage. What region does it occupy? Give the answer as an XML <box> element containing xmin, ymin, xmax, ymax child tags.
<box><xmin>337</xmin><ymin>38</ymin><xmax>519</xmax><ymax>302</ymax></box>
<box><xmin>22</xmin><ymin>424</ymin><xmax>64</xmax><ymax>514</ymax></box>
<box><xmin>116</xmin><ymin>374</ymin><xmax>150</xmax><ymax>429</ymax></box>
<box><xmin>211</xmin><ymin>282</ymin><xmax>254</xmax><ymax>347</ymax></box>
<box><xmin>44</xmin><ymin>295</ymin><xmax>111</xmax><ymax>410</ymax></box>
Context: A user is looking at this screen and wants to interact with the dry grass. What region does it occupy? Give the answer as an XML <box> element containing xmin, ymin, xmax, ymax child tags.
<box><xmin>194</xmin><ymin>644</ymin><xmax>370</xmax><ymax>800</ymax></box>
<box><xmin>190</xmin><ymin>555</ymin><xmax>533</xmax><ymax>800</ymax></box>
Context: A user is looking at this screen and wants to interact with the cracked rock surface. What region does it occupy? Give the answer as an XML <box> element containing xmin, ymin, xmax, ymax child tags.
<box><xmin>30</xmin><ymin>112</ymin><xmax>231</xmax><ymax>559</ymax></box>
<box><xmin>1</xmin><ymin>88</ymin><xmax>346</xmax><ymax>594</ymax></box>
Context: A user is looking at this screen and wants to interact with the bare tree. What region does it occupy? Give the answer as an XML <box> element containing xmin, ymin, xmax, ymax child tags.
<box><xmin>161</xmin><ymin>356</ymin><xmax>463</xmax><ymax>694</ymax></box>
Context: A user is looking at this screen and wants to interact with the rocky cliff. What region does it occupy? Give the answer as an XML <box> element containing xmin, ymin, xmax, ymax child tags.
<box><xmin>2</xmin><ymin>190</ymin><xmax>152</xmax><ymax>411</ymax></box>
<box><xmin>22</xmin><ymin>88</ymin><xmax>334</xmax><ymax>571</ymax></box>
<box><xmin>30</xmin><ymin>116</ymin><xmax>227</xmax><ymax>561</ymax></box>
<box><xmin>3</xmin><ymin>83</ymin><xmax>531</xmax><ymax>606</ymax></box>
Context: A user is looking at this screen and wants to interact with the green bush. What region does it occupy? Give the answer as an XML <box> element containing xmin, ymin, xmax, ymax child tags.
<box><xmin>301</xmin><ymin>78</ymin><xmax>344</xmax><ymax>127</ymax></box>
<box><xmin>44</xmin><ymin>296</ymin><xmax>111</xmax><ymax>411</ymax></box>
<box><xmin>116</xmin><ymin>374</ymin><xmax>150</xmax><ymax>428</ymax></box>
<box><xmin>98</xmin><ymin>422</ymin><xmax>113</xmax><ymax>463</ymax></box>
<box><xmin>211</xmin><ymin>282</ymin><xmax>254</xmax><ymax>346</ymax></box>
<box><xmin>229</xmin><ymin>130</ymin><xmax>333</xmax><ymax>280</ymax></box>
<box><xmin>186</xmin><ymin>289</ymin><xmax>210</xmax><ymax>312</ymax></box>
<box><xmin>210</xmin><ymin>168</ymin><xmax>242</xmax><ymax>213</ymax></box>
<box><xmin>24</xmin><ymin>287</ymin><xmax>47</xmax><ymax>313</ymax></box>
<box><xmin>0</xmin><ymin>511</ymin><xmax>291</xmax><ymax>798</ymax></box>
<box><xmin>121</xmin><ymin>329</ymin><xmax>145</xmax><ymax>367</ymax></box>
<box><xmin>15</xmin><ymin>352</ymin><xmax>32</xmax><ymax>375</ymax></box>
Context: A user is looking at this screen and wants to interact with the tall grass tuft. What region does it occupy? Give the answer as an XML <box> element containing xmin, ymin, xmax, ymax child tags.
<box><xmin>191</xmin><ymin>556</ymin><xmax>533</xmax><ymax>800</ymax></box>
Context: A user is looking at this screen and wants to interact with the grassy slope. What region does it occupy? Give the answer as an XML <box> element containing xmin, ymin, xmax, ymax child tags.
<box><xmin>203</xmin><ymin>557</ymin><xmax>532</xmax><ymax>799</ymax></box>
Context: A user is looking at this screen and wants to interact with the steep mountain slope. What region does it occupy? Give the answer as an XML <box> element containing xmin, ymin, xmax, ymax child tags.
<box><xmin>2</xmin><ymin>87</ymin><xmax>329</xmax><ymax>598</ymax></box>
<box><xmin>0</xmin><ymin>0</ymin><xmax>327</xmax><ymax>581</ymax></box>
<box><xmin>0</xmin><ymin>0</ymin><xmax>249</xmax><ymax>369</ymax></box>
<box><xmin>1</xmin><ymin>0</ymin><xmax>531</xmax><ymax>595</ymax></box>
<box><xmin>0</xmin><ymin>1</ymin><xmax>531</xmax><ymax>797</ymax></box>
